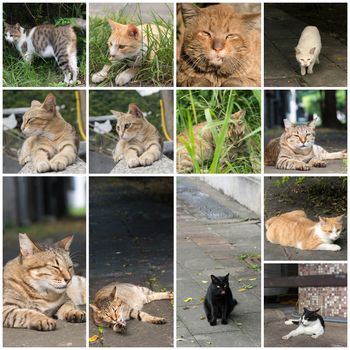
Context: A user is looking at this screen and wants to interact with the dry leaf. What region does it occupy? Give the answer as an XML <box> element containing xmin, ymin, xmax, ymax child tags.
<box><xmin>183</xmin><ymin>297</ymin><xmax>193</xmax><ymax>303</ymax></box>
<box><xmin>89</xmin><ymin>335</ymin><xmax>99</xmax><ymax>343</ymax></box>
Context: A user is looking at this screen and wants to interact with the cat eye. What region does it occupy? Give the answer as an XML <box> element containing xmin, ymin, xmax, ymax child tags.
<box><xmin>119</xmin><ymin>45</ymin><xmax>126</xmax><ymax>49</ymax></box>
<box><xmin>108</xmin><ymin>41</ymin><xmax>112</xmax><ymax>47</ymax></box>
<box><xmin>199</xmin><ymin>31</ymin><xmax>211</xmax><ymax>38</ymax></box>
<box><xmin>226</xmin><ymin>34</ymin><xmax>239</xmax><ymax>40</ymax></box>
<box><xmin>124</xmin><ymin>123</ymin><xmax>131</xmax><ymax>129</ymax></box>
<box><xmin>217</xmin><ymin>285</ymin><xmax>220</xmax><ymax>288</ymax></box>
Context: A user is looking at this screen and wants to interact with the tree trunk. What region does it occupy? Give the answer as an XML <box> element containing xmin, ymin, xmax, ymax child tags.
<box><xmin>322</xmin><ymin>90</ymin><xmax>339</xmax><ymax>128</ymax></box>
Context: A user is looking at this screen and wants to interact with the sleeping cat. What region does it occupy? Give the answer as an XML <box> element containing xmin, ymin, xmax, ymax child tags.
<box><xmin>91</xmin><ymin>20</ymin><xmax>167</xmax><ymax>86</ymax></box>
<box><xmin>176</xmin><ymin>109</ymin><xmax>252</xmax><ymax>173</ymax></box>
<box><xmin>265</xmin><ymin>118</ymin><xmax>347</xmax><ymax>171</ymax></box>
<box><xmin>266</xmin><ymin>210</ymin><xmax>344</xmax><ymax>251</ymax></box>
<box><xmin>18</xmin><ymin>93</ymin><xmax>79</xmax><ymax>173</ymax></box>
<box><xmin>295</xmin><ymin>26</ymin><xmax>321</xmax><ymax>76</ymax></box>
<box><xmin>204</xmin><ymin>274</ymin><xmax>237</xmax><ymax>326</ymax></box>
<box><xmin>111</xmin><ymin>103</ymin><xmax>163</xmax><ymax>168</ymax></box>
<box><xmin>283</xmin><ymin>308</ymin><xmax>325</xmax><ymax>340</ymax></box>
<box><xmin>4</xmin><ymin>22</ymin><xmax>79</xmax><ymax>85</ymax></box>
<box><xmin>3</xmin><ymin>234</ymin><xmax>86</xmax><ymax>331</ymax></box>
<box><xmin>90</xmin><ymin>282</ymin><xmax>173</xmax><ymax>333</ymax></box>
<box><xmin>177</xmin><ymin>4</ymin><xmax>261</xmax><ymax>87</ymax></box>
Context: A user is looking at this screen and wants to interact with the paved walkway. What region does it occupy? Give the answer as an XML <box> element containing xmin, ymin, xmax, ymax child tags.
<box><xmin>176</xmin><ymin>178</ymin><xmax>261</xmax><ymax>347</ymax></box>
<box><xmin>264</xmin><ymin>7</ymin><xmax>347</xmax><ymax>87</ymax></box>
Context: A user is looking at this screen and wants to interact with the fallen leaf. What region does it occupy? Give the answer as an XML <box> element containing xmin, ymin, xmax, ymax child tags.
<box><xmin>249</xmin><ymin>278</ymin><xmax>257</xmax><ymax>281</ymax></box>
<box><xmin>239</xmin><ymin>288</ymin><xmax>246</xmax><ymax>292</ymax></box>
<box><xmin>89</xmin><ymin>335</ymin><xmax>99</xmax><ymax>343</ymax></box>
<box><xmin>200</xmin><ymin>316</ymin><xmax>206</xmax><ymax>320</ymax></box>
<box><xmin>98</xmin><ymin>326</ymin><xmax>104</xmax><ymax>334</ymax></box>
<box><xmin>183</xmin><ymin>297</ymin><xmax>193</xmax><ymax>303</ymax></box>
<box><xmin>236</xmin><ymin>322</ymin><xmax>242</xmax><ymax>326</ymax></box>
<box><xmin>176</xmin><ymin>338</ymin><xmax>186</xmax><ymax>342</ymax></box>
<box><xmin>201</xmin><ymin>280</ymin><xmax>208</xmax><ymax>284</ymax></box>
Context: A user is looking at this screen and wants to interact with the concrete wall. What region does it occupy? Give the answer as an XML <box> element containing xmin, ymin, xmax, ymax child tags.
<box><xmin>200</xmin><ymin>176</ymin><xmax>261</xmax><ymax>215</ymax></box>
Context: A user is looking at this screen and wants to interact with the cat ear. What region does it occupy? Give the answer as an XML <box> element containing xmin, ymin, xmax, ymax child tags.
<box><xmin>127</xmin><ymin>24</ymin><xmax>139</xmax><ymax>39</ymax></box>
<box><xmin>308</xmin><ymin>118</ymin><xmax>317</xmax><ymax>129</ymax></box>
<box><xmin>42</xmin><ymin>93</ymin><xmax>57</xmax><ymax>114</ymax></box>
<box><xmin>318</xmin><ymin>216</ymin><xmax>326</xmax><ymax>225</ymax></box>
<box><xmin>294</xmin><ymin>47</ymin><xmax>301</xmax><ymax>55</ymax></box>
<box><xmin>128</xmin><ymin>103</ymin><xmax>144</xmax><ymax>118</ymax></box>
<box><xmin>303</xmin><ymin>307</ymin><xmax>308</xmax><ymax>313</ymax></box>
<box><xmin>336</xmin><ymin>214</ymin><xmax>344</xmax><ymax>222</ymax></box>
<box><xmin>309</xmin><ymin>47</ymin><xmax>316</xmax><ymax>55</ymax></box>
<box><xmin>107</xmin><ymin>19</ymin><xmax>121</xmax><ymax>32</ymax></box>
<box><xmin>224</xmin><ymin>273</ymin><xmax>230</xmax><ymax>281</ymax></box>
<box><xmin>15</xmin><ymin>23</ymin><xmax>21</xmax><ymax>30</ymax></box>
<box><xmin>210</xmin><ymin>275</ymin><xmax>219</xmax><ymax>284</ymax></box>
<box><xmin>181</xmin><ymin>4</ymin><xmax>200</xmax><ymax>26</ymax></box>
<box><xmin>110</xmin><ymin>286</ymin><xmax>117</xmax><ymax>299</ymax></box>
<box><xmin>89</xmin><ymin>304</ymin><xmax>100</xmax><ymax>313</ymax></box>
<box><xmin>283</xmin><ymin>119</ymin><xmax>293</xmax><ymax>130</ymax></box>
<box><xmin>240</xmin><ymin>13</ymin><xmax>261</xmax><ymax>30</ymax></box>
<box><xmin>19</xmin><ymin>233</ymin><xmax>41</xmax><ymax>257</ymax></box>
<box><xmin>31</xmin><ymin>100</ymin><xmax>41</xmax><ymax>108</ymax></box>
<box><xmin>231</xmin><ymin>109</ymin><xmax>246</xmax><ymax>121</ymax></box>
<box><xmin>56</xmin><ymin>235</ymin><xmax>74</xmax><ymax>251</ymax></box>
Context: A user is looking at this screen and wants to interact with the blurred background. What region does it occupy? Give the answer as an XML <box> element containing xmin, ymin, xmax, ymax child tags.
<box><xmin>3</xmin><ymin>90</ymin><xmax>86</xmax><ymax>173</ymax></box>
<box><xmin>3</xmin><ymin>177</ymin><xmax>86</xmax><ymax>276</ymax></box>
<box><xmin>89</xmin><ymin>89</ymin><xmax>173</xmax><ymax>173</ymax></box>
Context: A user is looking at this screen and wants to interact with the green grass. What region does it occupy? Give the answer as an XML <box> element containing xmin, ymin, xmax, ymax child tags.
<box><xmin>3</xmin><ymin>21</ymin><xmax>86</xmax><ymax>87</ymax></box>
<box><xmin>177</xmin><ymin>90</ymin><xmax>261</xmax><ymax>174</ymax></box>
<box><xmin>89</xmin><ymin>5</ymin><xmax>173</xmax><ymax>87</ymax></box>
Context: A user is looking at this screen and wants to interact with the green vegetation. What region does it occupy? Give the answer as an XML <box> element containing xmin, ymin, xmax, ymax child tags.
<box><xmin>89</xmin><ymin>4</ymin><xmax>173</xmax><ymax>87</ymax></box>
<box><xmin>3</xmin><ymin>3</ymin><xmax>86</xmax><ymax>87</ymax></box>
<box><xmin>177</xmin><ymin>90</ymin><xmax>261</xmax><ymax>174</ymax></box>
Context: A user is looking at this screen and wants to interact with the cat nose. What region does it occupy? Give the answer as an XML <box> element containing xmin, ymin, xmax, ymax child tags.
<box><xmin>213</xmin><ymin>39</ymin><xmax>224</xmax><ymax>52</ymax></box>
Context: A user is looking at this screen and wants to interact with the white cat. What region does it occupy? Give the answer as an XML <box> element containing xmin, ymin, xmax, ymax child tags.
<box><xmin>282</xmin><ymin>308</ymin><xmax>325</xmax><ymax>340</ymax></box>
<box><xmin>295</xmin><ymin>26</ymin><xmax>322</xmax><ymax>76</ymax></box>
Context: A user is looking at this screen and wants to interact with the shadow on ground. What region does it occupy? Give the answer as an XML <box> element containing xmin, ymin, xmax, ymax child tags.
<box><xmin>264</xmin><ymin>5</ymin><xmax>347</xmax><ymax>87</ymax></box>
<box><xmin>264</xmin><ymin>177</ymin><xmax>347</xmax><ymax>261</ymax></box>
<box><xmin>89</xmin><ymin>177</ymin><xmax>173</xmax><ymax>347</ymax></box>
<box><xmin>177</xmin><ymin>178</ymin><xmax>261</xmax><ymax>347</ymax></box>
<box><xmin>264</xmin><ymin>308</ymin><xmax>347</xmax><ymax>347</ymax></box>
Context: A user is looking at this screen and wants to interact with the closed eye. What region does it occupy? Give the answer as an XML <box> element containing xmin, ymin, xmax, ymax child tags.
<box><xmin>119</xmin><ymin>45</ymin><xmax>127</xmax><ymax>49</ymax></box>
<box><xmin>199</xmin><ymin>31</ymin><xmax>211</xmax><ymax>38</ymax></box>
<box><xmin>226</xmin><ymin>34</ymin><xmax>239</xmax><ymax>40</ymax></box>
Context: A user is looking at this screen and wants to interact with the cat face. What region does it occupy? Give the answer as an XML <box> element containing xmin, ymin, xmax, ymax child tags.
<box><xmin>295</xmin><ymin>47</ymin><xmax>316</xmax><ymax>68</ymax></box>
<box><xmin>18</xmin><ymin>233</ymin><xmax>74</xmax><ymax>294</ymax></box>
<box><xmin>21</xmin><ymin>93</ymin><xmax>57</xmax><ymax>137</ymax></box>
<box><xmin>90</xmin><ymin>288</ymin><xmax>127</xmax><ymax>333</ymax></box>
<box><xmin>111</xmin><ymin>103</ymin><xmax>146</xmax><ymax>141</ymax></box>
<box><xmin>181</xmin><ymin>4</ymin><xmax>260</xmax><ymax>72</ymax></box>
<box><xmin>210</xmin><ymin>273</ymin><xmax>230</xmax><ymax>296</ymax></box>
<box><xmin>107</xmin><ymin>20</ymin><xmax>141</xmax><ymax>61</ymax></box>
<box><xmin>4</xmin><ymin>22</ymin><xmax>22</xmax><ymax>44</ymax></box>
<box><xmin>227</xmin><ymin>109</ymin><xmax>246</xmax><ymax>141</ymax></box>
<box><xmin>318</xmin><ymin>215</ymin><xmax>344</xmax><ymax>240</ymax></box>
<box><xmin>283</xmin><ymin>118</ymin><xmax>316</xmax><ymax>151</ymax></box>
<box><xmin>301</xmin><ymin>307</ymin><xmax>320</xmax><ymax>326</ymax></box>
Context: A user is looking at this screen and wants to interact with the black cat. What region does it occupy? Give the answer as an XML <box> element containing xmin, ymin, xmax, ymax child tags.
<box><xmin>204</xmin><ymin>273</ymin><xmax>237</xmax><ymax>326</ymax></box>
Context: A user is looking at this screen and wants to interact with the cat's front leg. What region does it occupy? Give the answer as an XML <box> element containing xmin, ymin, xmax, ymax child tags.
<box><xmin>315</xmin><ymin>243</ymin><xmax>341</xmax><ymax>251</ymax></box>
<box><xmin>307</xmin><ymin>60</ymin><xmax>316</xmax><ymax>74</ymax></box>
<box><xmin>139</xmin><ymin>144</ymin><xmax>162</xmax><ymax>166</ymax></box>
<box><xmin>22</xmin><ymin>52</ymin><xmax>33</xmax><ymax>64</ymax></box>
<box><xmin>309</xmin><ymin>158</ymin><xmax>327</xmax><ymax>168</ymax></box>
<box><xmin>209</xmin><ymin>305</ymin><xmax>218</xmax><ymax>326</ymax></box>
<box><xmin>124</xmin><ymin>148</ymin><xmax>140</xmax><ymax>168</ymax></box>
<box><xmin>276</xmin><ymin>157</ymin><xmax>310</xmax><ymax>171</ymax></box>
<box><xmin>50</xmin><ymin>145</ymin><xmax>77</xmax><ymax>171</ymax></box>
<box><xmin>56</xmin><ymin>301</ymin><xmax>86</xmax><ymax>323</ymax></box>
<box><xmin>112</xmin><ymin>142</ymin><xmax>124</xmax><ymax>163</ymax></box>
<box><xmin>115</xmin><ymin>68</ymin><xmax>138</xmax><ymax>86</ymax></box>
<box><xmin>18</xmin><ymin>138</ymin><xmax>34</xmax><ymax>166</ymax></box>
<box><xmin>32</xmin><ymin>150</ymin><xmax>51</xmax><ymax>173</ymax></box>
<box><xmin>130</xmin><ymin>309</ymin><xmax>166</xmax><ymax>324</ymax></box>
<box><xmin>300</xmin><ymin>65</ymin><xmax>306</xmax><ymax>76</ymax></box>
<box><xmin>282</xmin><ymin>326</ymin><xmax>304</xmax><ymax>340</ymax></box>
<box><xmin>91</xmin><ymin>64</ymin><xmax>112</xmax><ymax>84</ymax></box>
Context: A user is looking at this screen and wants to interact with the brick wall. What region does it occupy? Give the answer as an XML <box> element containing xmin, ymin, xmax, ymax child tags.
<box><xmin>298</xmin><ymin>264</ymin><xmax>347</xmax><ymax>319</ymax></box>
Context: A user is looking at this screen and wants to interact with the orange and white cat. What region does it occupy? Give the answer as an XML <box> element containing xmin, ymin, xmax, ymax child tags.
<box><xmin>266</xmin><ymin>210</ymin><xmax>344</xmax><ymax>251</ymax></box>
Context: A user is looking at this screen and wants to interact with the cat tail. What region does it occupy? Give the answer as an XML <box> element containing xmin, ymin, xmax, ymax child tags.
<box><xmin>71</xmin><ymin>18</ymin><xmax>86</xmax><ymax>31</ymax></box>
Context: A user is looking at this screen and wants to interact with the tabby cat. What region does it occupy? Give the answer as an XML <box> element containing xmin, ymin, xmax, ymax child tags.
<box><xmin>91</xmin><ymin>20</ymin><xmax>167</xmax><ymax>86</ymax></box>
<box><xmin>18</xmin><ymin>93</ymin><xmax>79</xmax><ymax>173</ymax></box>
<box><xmin>3</xmin><ymin>234</ymin><xmax>86</xmax><ymax>331</ymax></box>
<box><xmin>177</xmin><ymin>109</ymin><xmax>252</xmax><ymax>173</ymax></box>
<box><xmin>177</xmin><ymin>4</ymin><xmax>261</xmax><ymax>87</ymax></box>
<box><xmin>111</xmin><ymin>103</ymin><xmax>163</xmax><ymax>168</ymax></box>
<box><xmin>265</xmin><ymin>118</ymin><xmax>347</xmax><ymax>171</ymax></box>
<box><xmin>266</xmin><ymin>210</ymin><xmax>344</xmax><ymax>251</ymax></box>
<box><xmin>90</xmin><ymin>282</ymin><xmax>173</xmax><ymax>333</ymax></box>
<box><xmin>4</xmin><ymin>22</ymin><xmax>79</xmax><ymax>84</ymax></box>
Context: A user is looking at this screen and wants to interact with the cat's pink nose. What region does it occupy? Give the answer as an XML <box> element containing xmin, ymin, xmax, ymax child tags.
<box><xmin>213</xmin><ymin>47</ymin><xmax>223</xmax><ymax>52</ymax></box>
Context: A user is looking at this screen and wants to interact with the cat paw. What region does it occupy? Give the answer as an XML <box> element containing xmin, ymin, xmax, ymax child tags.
<box><xmin>330</xmin><ymin>244</ymin><xmax>341</xmax><ymax>251</ymax></box>
<box><xmin>311</xmin><ymin>334</ymin><xmax>319</xmax><ymax>339</ymax></box>
<box><xmin>167</xmin><ymin>291</ymin><xmax>174</xmax><ymax>300</ymax></box>
<box><xmin>18</xmin><ymin>155</ymin><xmax>31</xmax><ymax>166</ymax></box>
<box><xmin>31</xmin><ymin>317</ymin><xmax>57</xmax><ymax>331</ymax></box>
<box><xmin>113</xmin><ymin>321</ymin><xmax>127</xmax><ymax>333</ymax></box>
<box><xmin>341</xmin><ymin>150</ymin><xmax>347</xmax><ymax>158</ymax></box>
<box><xmin>282</xmin><ymin>335</ymin><xmax>289</xmax><ymax>340</ymax></box>
<box><xmin>151</xmin><ymin>317</ymin><xmax>166</xmax><ymax>324</ymax></box>
<box><xmin>35</xmin><ymin>160</ymin><xmax>51</xmax><ymax>173</ymax></box>
<box><xmin>296</xmin><ymin>163</ymin><xmax>311</xmax><ymax>171</ymax></box>
<box><xmin>312</xmin><ymin>160</ymin><xmax>327</xmax><ymax>168</ymax></box>
<box><xmin>126</xmin><ymin>157</ymin><xmax>140</xmax><ymax>168</ymax></box>
<box><xmin>115</xmin><ymin>71</ymin><xmax>133</xmax><ymax>86</ymax></box>
<box><xmin>65</xmin><ymin>309</ymin><xmax>86</xmax><ymax>323</ymax></box>
<box><xmin>50</xmin><ymin>158</ymin><xmax>68</xmax><ymax>172</ymax></box>
<box><xmin>221</xmin><ymin>319</ymin><xmax>228</xmax><ymax>325</ymax></box>
<box><xmin>139</xmin><ymin>154</ymin><xmax>155</xmax><ymax>166</ymax></box>
<box><xmin>91</xmin><ymin>72</ymin><xmax>107</xmax><ymax>84</ymax></box>
<box><xmin>209</xmin><ymin>320</ymin><xmax>217</xmax><ymax>326</ymax></box>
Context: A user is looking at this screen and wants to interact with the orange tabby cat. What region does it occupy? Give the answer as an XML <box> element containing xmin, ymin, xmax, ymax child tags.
<box><xmin>266</xmin><ymin>210</ymin><xmax>344</xmax><ymax>251</ymax></box>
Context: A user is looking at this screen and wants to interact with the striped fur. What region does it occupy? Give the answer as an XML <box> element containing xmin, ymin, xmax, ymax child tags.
<box><xmin>3</xmin><ymin>234</ymin><xmax>86</xmax><ymax>331</ymax></box>
<box><xmin>176</xmin><ymin>109</ymin><xmax>248</xmax><ymax>173</ymax></box>
<box><xmin>111</xmin><ymin>103</ymin><xmax>163</xmax><ymax>168</ymax></box>
<box><xmin>90</xmin><ymin>283</ymin><xmax>173</xmax><ymax>333</ymax></box>
<box><xmin>18</xmin><ymin>93</ymin><xmax>79</xmax><ymax>173</ymax></box>
<box><xmin>4</xmin><ymin>23</ymin><xmax>79</xmax><ymax>84</ymax></box>
<box><xmin>265</xmin><ymin>118</ymin><xmax>347</xmax><ymax>171</ymax></box>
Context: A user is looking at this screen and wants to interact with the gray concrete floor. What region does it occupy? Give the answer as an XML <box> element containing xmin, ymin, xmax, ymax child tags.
<box><xmin>264</xmin><ymin>309</ymin><xmax>347</xmax><ymax>347</ymax></box>
<box><xmin>264</xmin><ymin>7</ymin><xmax>347</xmax><ymax>87</ymax></box>
<box><xmin>177</xmin><ymin>178</ymin><xmax>261</xmax><ymax>347</ymax></box>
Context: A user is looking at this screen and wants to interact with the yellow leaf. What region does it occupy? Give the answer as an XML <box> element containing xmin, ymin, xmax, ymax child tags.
<box><xmin>89</xmin><ymin>335</ymin><xmax>99</xmax><ymax>343</ymax></box>
<box><xmin>249</xmin><ymin>278</ymin><xmax>256</xmax><ymax>281</ymax></box>
<box><xmin>238</xmin><ymin>288</ymin><xmax>246</xmax><ymax>292</ymax></box>
<box><xmin>183</xmin><ymin>297</ymin><xmax>193</xmax><ymax>303</ymax></box>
